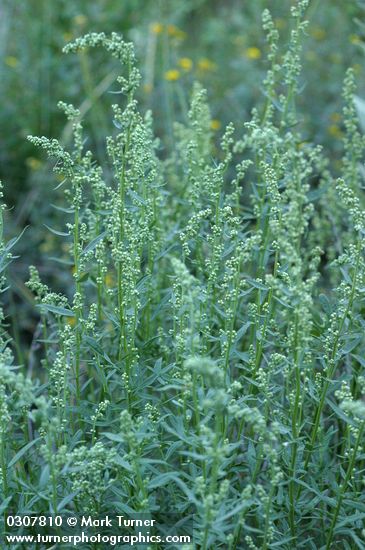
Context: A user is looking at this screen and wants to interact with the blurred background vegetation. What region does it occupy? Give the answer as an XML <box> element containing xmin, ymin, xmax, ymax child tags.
<box><xmin>1</xmin><ymin>0</ymin><xmax>365</xmax><ymax>355</ymax></box>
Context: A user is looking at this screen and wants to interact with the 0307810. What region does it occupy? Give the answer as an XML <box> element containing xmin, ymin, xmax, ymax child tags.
<box><xmin>6</xmin><ymin>516</ymin><xmax>63</xmax><ymax>528</ymax></box>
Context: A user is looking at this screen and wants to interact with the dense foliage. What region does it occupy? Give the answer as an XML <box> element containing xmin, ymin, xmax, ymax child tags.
<box><xmin>2</xmin><ymin>1</ymin><xmax>365</xmax><ymax>548</ymax></box>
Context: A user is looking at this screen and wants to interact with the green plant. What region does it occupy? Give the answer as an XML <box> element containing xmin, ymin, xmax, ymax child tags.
<box><xmin>2</xmin><ymin>2</ymin><xmax>365</xmax><ymax>548</ymax></box>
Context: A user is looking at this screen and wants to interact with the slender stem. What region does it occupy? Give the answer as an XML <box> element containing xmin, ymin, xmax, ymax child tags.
<box><xmin>325</xmin><ymin>421</ymin><xmax>365</xmax><ymax>550</ymax></box>
<box><xmin>73</xmin><ymin>205</ymin><xmax>81</xmax><ymax>410</ymax></box>
<box><xmin>0</xmin><ymin>435</ymin><xmax>8</xmax><ymax>499</ymax></box>
<box><xmin>262</xmin><ymin>485</ymin><xmax>275</xmax><ymax>550</ymax></box>
<box><xmin>289</xmin><ymin>312</ymin><xmax>300</xmax><ymax>539</ymax></box>
<box><xmin>301</xmin><ymin>240</ymin><xmax>361</xmax><ymax>481</ymax></box>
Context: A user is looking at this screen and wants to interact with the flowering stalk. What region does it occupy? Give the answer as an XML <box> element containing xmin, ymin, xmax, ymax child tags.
<box><xmin>325</xmin><ymin>402</ymin><xmax>365</xmax><ymax>550</ymax></box>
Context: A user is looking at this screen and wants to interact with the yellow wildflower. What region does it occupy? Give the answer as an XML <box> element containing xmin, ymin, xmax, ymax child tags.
<box><xmin>164</xmin><ymin>69</ymin><xmax>180</xmax><ymax>81</ymax></box>
<box><xmin>211</xmin><ymin>119</ymin><xmax>221</xmax><ymax>131</ymax></box>
<box><xmin>350</xmin><ymin>34</ymin><xmax>362</xmax><ymax>45</ymax></box>
<box><xmin>73</xmin><ymin>14</ymin><xmax>88</xmax><ymax>26</ymax></box>
<box><xmin>143</xmin><ymin>82</ymin><xmax>153</xmax><ymax>94</ymax></box>
<box><xmin>167</xmin><ymin>24</ymin><xmax>186</xmax><ymax>40</ymax></box>
<box><xmin>67</xmin><ymin>317</ymin><xmax>77</xmax><ymax>327</ymax></box>
<box><xmin>245</xmin><ymin>47</ymin><xmax>261</xmax><ymax>60</ymax></box>
<box><xmin>178</xmin><ymin>57</ymin><xmax>193</xmax><ymax>71</ymax></box>
<box><xmin>197</xmin><ymin>58</ymin><xmax>217</xmax><ymax>71</ymax></box>
<box><xmin>329</xmin><ymin>53</ymin><xmax>342</xmax><ymax>64</ymax></box>
<box><xmin>274</xmin><ymin>18</ymin><xmax>286</xmax><ymax>30</ymax></box>
<box><xmin>311</xmin><ymin>27</ymin><xmax>326</xmax><ymax>41</ymax></box>
<box><xmin>328</xmin><ymin>125</ymin><xmax>343</xmax><ymax>139</ymax></box>
<box><xmin>354</xmin><ymin>64</ymin><xmax>362</xmax><ymax>75</ymax></box>
<box><xmin>330</xmin><ymin>113</ymin><xmax>341</xmax><ymax>123</ymax></box>
<box><xmin>151</xmin><ymin>22</ymin><xmax>163</xmax><ymax>34</ymax></box>
<box><xmin>176</xmin><ymin>30</ymin><xmax>187</xmax><ymax>40</ymax></box>
<box><xmin>26</xmin><ymin>157</ymin><xmax>42</xmax><ymax>171</ymax></box>
<box><xmin>105</xmin><ymin>273</ymin><xmax>115</xmax><ymax>288</ymax></box>
<box><xmin>5</xmin><ymin>56</ymin><xmax>19</xmax><ymax>68</ymax></box>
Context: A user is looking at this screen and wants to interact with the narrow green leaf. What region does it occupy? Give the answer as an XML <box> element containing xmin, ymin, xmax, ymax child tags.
<box><xmin>38</xmin><ymin>304</ymin><xmax>75</xmax><ymax>317</ymax></box>
<box><xmin>8</xmin><ymin>438</ymin><xmax>40</xmax><ymax>469</ymax></box>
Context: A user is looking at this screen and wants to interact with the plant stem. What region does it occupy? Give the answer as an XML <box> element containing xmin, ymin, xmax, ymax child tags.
<box><xmin>325</xmin><ymin>421</ymin><xmax>365</xmax><ymax>550</ymax></box>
